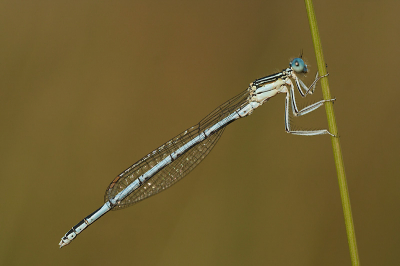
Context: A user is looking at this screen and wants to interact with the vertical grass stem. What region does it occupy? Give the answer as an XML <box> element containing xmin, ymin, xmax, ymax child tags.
<box><xmin>304</xmin><ymin>1</ymin><xmax>360</xmax><ymax>265</ymax></box>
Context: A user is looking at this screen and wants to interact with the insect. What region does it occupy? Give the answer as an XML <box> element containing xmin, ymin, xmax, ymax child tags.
<box><xmin>59</xmin><ymin>57</ymin><xmax>335</xmax><ymax>248</ymax></box>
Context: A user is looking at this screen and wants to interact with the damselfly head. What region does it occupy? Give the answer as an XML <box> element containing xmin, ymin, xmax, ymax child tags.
<box><xmin>290</xmin><ymin>58</ymin><xmax>308</xmax><ymax>74</ymax></box>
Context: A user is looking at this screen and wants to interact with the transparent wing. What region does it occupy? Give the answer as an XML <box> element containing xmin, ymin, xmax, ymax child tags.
<box><xmin>104</xmin><ymin>88</ymin><xmax>250</xmax><ymax>210</ymax></box>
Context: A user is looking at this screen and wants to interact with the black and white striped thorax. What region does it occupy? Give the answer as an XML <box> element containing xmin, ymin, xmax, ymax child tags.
<box><xmin>252</xmin><ymin>68</ymin><xmax>292</xmax><ymax>88</ymax></box>
<box><xmin>247</xmin><ymin>68</ymin><xmax>292</xmax><ymax>102</ymax></box>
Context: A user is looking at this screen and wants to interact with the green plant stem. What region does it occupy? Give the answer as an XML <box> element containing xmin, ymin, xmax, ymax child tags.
<box><xmin>304</xmin><ymin>1</ymin><xmax>360</xmax><ymax>265</ymax></box>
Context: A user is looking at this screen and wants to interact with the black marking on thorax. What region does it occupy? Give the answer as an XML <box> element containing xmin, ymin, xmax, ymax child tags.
<box><xmin>253</xmin><ymin>68</ymin><xmax>291</xmax><ymax>87</ymax></box>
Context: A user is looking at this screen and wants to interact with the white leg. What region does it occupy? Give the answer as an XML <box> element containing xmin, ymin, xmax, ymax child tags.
<box><xmin>289</xmin><ymin>80</ymin><xmax>335</xmax><ymax>117</ymax></box>
<box><xmin>294</xmin><ymin>98</ymin><xmax>336</xmax><ymax>117</ymax></box>
<box><xmin>295</xmin><ymin>72</ymin><xmax>329</xmax><ymax>97</ymax></box>
<box><xmin>284</xmin><ymin>90</ymin><xmax>336</xmax><ymax>137</ymax></box>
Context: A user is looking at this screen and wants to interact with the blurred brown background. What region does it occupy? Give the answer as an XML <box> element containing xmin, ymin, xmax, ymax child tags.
<box><xmin>1</xmin><ymin>1</ymin><xmax>399</xmax><ymax>265</ymax></box>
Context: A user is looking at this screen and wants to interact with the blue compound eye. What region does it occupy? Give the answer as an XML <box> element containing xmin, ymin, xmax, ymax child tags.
<box><xmin>290</xmin><ymin>58</ymin><xmax>308</xmax><ymax>73</ymax></box>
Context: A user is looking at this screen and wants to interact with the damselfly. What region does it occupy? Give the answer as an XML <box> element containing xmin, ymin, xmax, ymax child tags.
<box><xmin>59</xmin><ymin>57</ymin><xmax>335</xmax><ymax>248</ymax></box>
